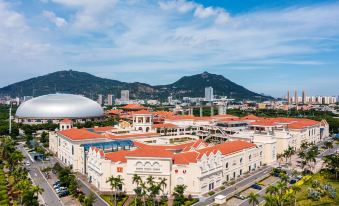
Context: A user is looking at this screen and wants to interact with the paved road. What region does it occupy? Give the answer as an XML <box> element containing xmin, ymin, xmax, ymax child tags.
<box><xmin>193</xmin><ymin>166</ymin><xmax>272</xmax><ymax>206</ymax></box>
<box><xmin>41</xmin><ymin>148</ymin><xmax>108</xmax><ymax>206</ymax></box>
<box><xmin>17</xmin><ymin>143</ymin><xmax>63</xmax><ymax>206</ymax></box>
<box><xmin>77</xmin><ymin>179</ymin><xmax>108</xmax><ymax>206</ymax></box>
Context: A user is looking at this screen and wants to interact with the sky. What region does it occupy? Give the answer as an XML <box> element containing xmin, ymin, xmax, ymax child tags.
<box><xmin>1</xmin><ymin>0</ymin><xmax>339</xmax><ymax>97</ymax></box>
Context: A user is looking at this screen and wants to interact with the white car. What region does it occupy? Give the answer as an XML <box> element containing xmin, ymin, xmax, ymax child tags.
<box><xmin>25</xmin><ymin>162</ymin><xmax>31</xmax><ymax>166</ymax></box>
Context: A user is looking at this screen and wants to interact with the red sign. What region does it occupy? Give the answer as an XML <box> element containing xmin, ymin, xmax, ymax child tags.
<box><xmin>117</xmin><ymin>167</ymin><xmax>123</xmax><ymax>173</ymax></box>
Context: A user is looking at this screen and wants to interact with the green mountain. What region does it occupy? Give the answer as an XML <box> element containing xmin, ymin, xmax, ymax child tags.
<box><xmin>0</xmin><ymin>70</ymin><xmax>271</xmax><ymax>101</ymax></box>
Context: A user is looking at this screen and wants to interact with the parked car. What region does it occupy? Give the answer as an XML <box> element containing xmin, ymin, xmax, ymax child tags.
<box><xmin>290</xmin><ymin>179</ymin><xmax>297</xmax><ymax>184</ymax></box>
<box><xmin>25</xmin><ymin>161</ymin><xmax>31</xmax><ymax>166</ymax></box>
<box><xmin>58</xmin><ymin>190</ymin><xmax>69</xmax><ymax>197</ymax></box>
<box><xmin>234</xmin><ymin>193</ymin><xmax>246</xmax><ymax>200</ymax></box>
<box><xmin>56</xmin><ymin>187</ymin><xmax>67</xmax><ymax>193</ymax></box>
<box><xmin>251</xmin><ymin>184</ymin><xmax>262</xmax><ymax>190</ymax></box>
<box><xmin>296</xmin><ymin>175</ymin><xmax>303</xmax><ymax>180</ymax></box>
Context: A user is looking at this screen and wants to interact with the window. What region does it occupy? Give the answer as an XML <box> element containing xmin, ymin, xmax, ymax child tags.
<box><xmin>153</xmin><ymin>162</ymin><xmax>160</xmax><ymax>171</ymax></box>
<box><xmin>136</xmin><ymin>162</ymin><xmax>143</xmax><ymax>170</ymax></box>
<box><xmin>240</xmin><ymin>157</ymin><xmax>243</xmax><ymax>164</ymax></box>
<box><xmin>177</xmin><ymin>177</ymin><xmax>184</xmax><ymax>184</ymax></box>
<box><xmin>144</xmin><ymin>162</ymin><xmax>152</xmax><ymax>171</ymax></box>
<box><xmin>225</xmin><ymin>162</ymin><xmax>229</xmax><ymax>169</ymax></box>
<box><xmin>249</xmin><ymin>155</ymin><xmax>252</xmax><ymax>160</ymax></box>
<box><xmin>72</xmin><ymin>145</ymin><xmax>74</xmax><ymax>155</ymax></box>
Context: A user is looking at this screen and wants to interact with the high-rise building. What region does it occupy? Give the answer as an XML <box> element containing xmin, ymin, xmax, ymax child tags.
<box><xmin>121</xmin><ymin>90</ymin><xmax>129</xmax><ymax>101</ymax></box>
<box><xmin>107</xmin><ymin>94</ymin><xmax>114</xmax><ymax>106</ymax></box>
<box><xmin>302</xmin><ymin>90</ymin><xmax>306</xmax><ymax>104</ymax></box>
<box><xmin>287</xmin><ymin>90</ymin><xmax>290</xmax><ymax>104</ymax></box>
<box><xmin>97</xmin><ymin>94</ymin><xmax>103</xmax><ymax>105</ymax></box>
<box><xmin>205</xmin><ymin>86</ymin><xmax>214</xmax><ymax>101</ymax></box>
<box><xmin>294</xmin><ymin>90</ymin><xmax>298</xmax><ymax>105</ymax></box>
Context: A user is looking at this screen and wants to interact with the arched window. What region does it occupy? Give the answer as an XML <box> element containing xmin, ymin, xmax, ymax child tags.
<box><xmin>146</xmin><ymin>127</ymin><xmax>150</xmax><ymax>132</ymax></box>
<box><xmin>225</xmin><ymin>162</ymin><xmax>228</xmax><ymax>169</ymax></box>
<box><xmin>136</xmin><ymin>161</ymin><xmax>143</xmax><ymax>170</ymax></box>
<box><xmin>177</xmin><ymin>177</ymin><xmax>184</xmax><ymax>184</ymax></box>
<box><xmin>153</xmin><ymin>162</ymin><xmax>160</xmax><ymax>171</ymax></box>
<box><xmin>144</xmin><ymin>162</ymin><xmax>152</xmax><ymax>170</ymax></box>
<box><xmin>138</xmin><ymin>127</ymin><xmax>142</xmax><ymax>131</ymax></box>
<box><xmin>240</xmin><ymin>157</ymin><xmax>243</xmax><ymax>164</ymax></box>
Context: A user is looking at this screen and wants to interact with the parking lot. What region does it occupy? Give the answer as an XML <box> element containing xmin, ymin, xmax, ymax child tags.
<box><xmin>224</xmin><ymin>175</ymin><xmax>280</xmax><ymax>206</ymax></box>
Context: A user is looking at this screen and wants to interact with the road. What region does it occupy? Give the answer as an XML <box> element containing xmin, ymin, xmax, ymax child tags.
<box><xmin>193</xmin><ymin>166</ymin><xmax>272</xmax><ymax>206</ymax></box>
<box><xmin>76</xmin><ymin>178</ymin><xmax>108</xmax><ymax>206</ymax></box>
<box><xmin>17</xmin><ymin>143</ymin><xmax>63</xmax><ymax>206</ymax></box>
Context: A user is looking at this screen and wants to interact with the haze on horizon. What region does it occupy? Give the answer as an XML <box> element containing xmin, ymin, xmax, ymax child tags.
<box><xmin>1</xmin><ymin>0</ymin><xmax>339</xmax><ymax>97</ymax></box>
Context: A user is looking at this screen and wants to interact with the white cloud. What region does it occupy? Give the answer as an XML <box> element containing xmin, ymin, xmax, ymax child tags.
<box><xmin>42</xmin><ymin>10</ymin><xmax>67</xmax><ymax>27</ymax></box>
<box><xmin>159</xmin><ymin>0</ymin><xmax>195</xmax><ymax>13</ymax></box>
<box><xmin>1</xmin><ymin>0</ymin><xmax>339</xmax><ymax>95</ymax></box>
<box><xmin>159</xmin><ymin>0</ymin><xmax>230</xmax><ymax>24</ymax></box>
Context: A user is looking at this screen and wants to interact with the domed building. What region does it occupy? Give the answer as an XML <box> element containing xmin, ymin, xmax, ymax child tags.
<box><xmin>15</xmin><ymin>94</ymin><xmax>104</xmax><ymax>124</ymax></box>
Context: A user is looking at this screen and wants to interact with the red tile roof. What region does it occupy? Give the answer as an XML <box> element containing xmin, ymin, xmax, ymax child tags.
<box><xmin>58</xmin><ymin>128</ymin><xmax>105</xmax><ymax>141</ymax></box>
<box><xmin>92</xmin><ymin>126</ymin><xmax>116</xmax><ymax>132</ymax></box>
<box><xmin>60</xmin><ymin>118</ymin><xmax>72</xmax><ymax>123</ymax></box>
<box><xmin>122</xmin><ymin>104</ymin><xmax>146</xmax><ymax>110</ymax></box>
<box><xmin>105</xmin><ymin>150</ymin><xmax>131</xmax><ymax>163</ymax></box>
<box><xmin>132</xmin><ymin>110</ymin><xmax>153</xmax><ymax>115</ymax></box>
<box><xmin>126</xmin><ymin>147</ymin><xmax>174</xmax><ymax>158</ymax></box>
<box><xmin>107</xmin><ymin>109</ymin><xmax>123</xmax><ymax>115</ymax></box>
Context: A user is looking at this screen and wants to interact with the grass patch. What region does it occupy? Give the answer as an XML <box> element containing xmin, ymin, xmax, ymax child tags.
<box><xmin>101</xmin><ymin>194</ymin><xmax>128</xmax><ymax>206</ymax></box>
<box><xmin>296</xmin><ymin>173</ymin><xmax>339</xmax><ymax>206</ymax></box>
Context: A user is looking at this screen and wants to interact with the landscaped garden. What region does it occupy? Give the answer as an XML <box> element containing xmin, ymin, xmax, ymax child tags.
<box><xmin>295</xmin><ymin>172</ymin><xmax>338</xmax><ymax>205</ymax></box>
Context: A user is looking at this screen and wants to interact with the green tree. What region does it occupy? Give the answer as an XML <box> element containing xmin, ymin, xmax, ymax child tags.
<box><xmin>173</xmin><ymin>184</ymin><xmax>187</xmax><ymax>206</ymax></box>
<box><xmin>323</xmin><ymin>154</ymin><xmax>339</xmax><ymax>179</ymax></box>
<box><xmin>106</xmin><ymin>175</ymin><xmax>124</xmax><ymax>206</ymax></box>
<box><xmin>247</xmin><ymin>192</ymin><xmax>260</xmax><ymax>206</ymax></box>
<box><xmin>84</xmin><ymin>192</ymin><xmax>96</xmax><ymax>206</ymax></box>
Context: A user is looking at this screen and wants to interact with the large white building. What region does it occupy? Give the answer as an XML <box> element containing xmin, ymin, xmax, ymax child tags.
<box><xmin>15</xmin><ymin>94</ymin><xmax>104</xmax><ymax>125</ymax></box>
<box><xmin>48</xmin><ymin>109</ymin><xmax>329</xmax><ymax>198</ymax></box>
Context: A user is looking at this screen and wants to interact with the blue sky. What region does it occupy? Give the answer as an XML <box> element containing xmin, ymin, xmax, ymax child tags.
<box><xmin>1</xmin><ymin>0</ymin><xmax>339</xmax><ymax>97</ymax></box>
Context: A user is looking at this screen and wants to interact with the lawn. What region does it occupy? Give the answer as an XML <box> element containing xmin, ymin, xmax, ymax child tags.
<box><xmin>101</xmin><ymin>194</ymin><xmax>128</xmax><ymax>206</ymax></box>
<box><xmin>295</xmin><ymin>173</ymin><xmax>339</xmax><ymax>206</ymax></box>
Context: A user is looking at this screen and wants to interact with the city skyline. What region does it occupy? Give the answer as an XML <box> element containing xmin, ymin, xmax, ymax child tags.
<box><xmin>1</xmin><ymin>0</ymin><xmax>339</xmax><ymax>97</ymax></box>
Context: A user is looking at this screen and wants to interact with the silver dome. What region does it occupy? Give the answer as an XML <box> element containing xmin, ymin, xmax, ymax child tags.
<box><xmin>16</xmin><ymin>94</ymin><xmax>104</xmax><ymax>119</ymax></box>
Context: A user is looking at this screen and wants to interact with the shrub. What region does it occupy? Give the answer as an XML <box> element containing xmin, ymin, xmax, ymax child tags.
<box><xmin>208</xmin><ymin>191</ymin><xmax>215</xmax><ymax>196</ymax></box>
<box><xmin>308</xmin><ymin>188</ymin><xmax>321</xmax><ymax>201</ymax></box>
<box><xmin>220</xmin><ymin>186</ymin><xmax>225</xmax><ymax>190</ymax></box>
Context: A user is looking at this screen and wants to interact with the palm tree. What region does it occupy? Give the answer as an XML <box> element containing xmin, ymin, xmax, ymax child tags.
<box><xmin>291</xmin><ymin>185</ymin><xmax>301</xmax><ymax>206</ymax></box>
<box><xmin>8</xmin><ymin>150</ymin><xmax>24</xmax><ymax>172</ymax></box>
<box><xmin>146</xmin><ymin>175</ymin><xmax>155</xmax><ymax>186</ymax></box>
<box><xmin>247</xmin><ymin>192</ymin><xmax>260</xmax><ymax>206</ymax></box>
<box><xmin>132</xmin><ymin>174</ymin><xmax>142</xmax><ymax>205</ymax></box>
<box><xmin>300</xmin><ymin>142</ymin><xmax>308</xmax><ymax>151</ymax></box>
<box><xmin>149</xmin><ymin>183</ymin><xmax>161</xmax><ymax>206</ymax></box>
<box><xmin>277</xmin><ymin>153</ymin><xmax>283</xmax><ymax>167</ymax></box>
<box><xmin>264</xmin><ymin>194</ymin><xmax>276</xmax><ymax>206</ymax></box>
<box><xmin>106</xmin><ymin>175</ymin><xmax>124</xmax><ymax>206</ymax></box>
<box><xmin>323</xmin><ymin>141</ymin><xmax>333</xmax><ymax>150</ymax></box>
<box><xmin>158</xmin><ymin>177</ymin><xmax>167</xmax><ymax>197</ymax></box>
<box><xmin>31</xmin><ymin>185</ymin><xmax>44</xmax><ymax>198</ymax></box>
